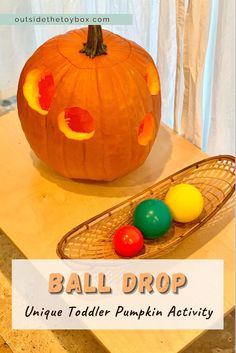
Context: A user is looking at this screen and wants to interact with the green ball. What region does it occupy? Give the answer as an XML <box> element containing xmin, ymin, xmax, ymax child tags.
<box><xmin>133</xmin><ymin>199</ymin><xmax>172</xmax><ymax>239</ymax></box>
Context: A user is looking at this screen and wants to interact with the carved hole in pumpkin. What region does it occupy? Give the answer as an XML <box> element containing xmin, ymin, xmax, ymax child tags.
<box><xmin>145</xmin><ymin>62</ymin><xmax>160</xmax><ymax>95</ymax></box>
<box><xmin>23</xmin><ymin>69</ymin><xmax>54</xmax><ymax>115</ymax></box>
<box><xmin>38</xmin><ymin>73</ymin><xmax>54</xmax><ymax>111</ymax></box>
<box><xmin>138</xmin><ymin>112</ymin><xmax>155</xmax><ymax>146</ymax></box>
<box><xmin>58</xmin><ymin>107</ymin><xmax>95</xmax><ymax>141</ymax></box>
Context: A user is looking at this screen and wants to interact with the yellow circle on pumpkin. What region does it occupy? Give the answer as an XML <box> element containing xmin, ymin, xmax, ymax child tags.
<box><xmin>164</xmin><ymin>183</ymin><xmax>204</xmax><ymax>223</ymax></box>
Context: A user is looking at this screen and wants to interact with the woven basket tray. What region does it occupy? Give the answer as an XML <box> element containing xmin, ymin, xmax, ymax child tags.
<box><xmin>57</xmin><ymin>155</ymin><xmax>235</xmax><ymax>259</ymax></box>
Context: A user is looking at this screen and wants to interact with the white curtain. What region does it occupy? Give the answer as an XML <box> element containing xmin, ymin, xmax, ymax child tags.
<box><xmin>206</xmin><ymin>0</ymin><xmax>235</xmax><ymax>155</ymax></box>
<box><xmin>0</xmin><ymin>0</ymin><xmax>235</xmax><ymax>155</ymax></box>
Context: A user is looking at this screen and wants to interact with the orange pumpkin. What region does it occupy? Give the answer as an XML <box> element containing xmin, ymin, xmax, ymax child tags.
<box><xmin>17</xmin><ymin>26</ymin><xmax>161</xmax><ymax>181</ymax></box>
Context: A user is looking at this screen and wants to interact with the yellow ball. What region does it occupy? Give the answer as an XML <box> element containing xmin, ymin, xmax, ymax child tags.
<box><xmin>164</xmin><ymin>183</ymin><xmax>204</xmax><ymax>223</ymax></box>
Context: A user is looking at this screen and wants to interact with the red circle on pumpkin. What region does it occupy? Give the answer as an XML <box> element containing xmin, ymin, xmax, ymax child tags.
<box><xmin>113</xmin><ymin>225</ymin><xmax>144</xmax><ymax>257</ymax></box>
<box><xmin>64</xmin><ymin>107</ymin><xmax>95</xmax><ymax>133</ymax></box>
<box><xmin>38</xmin><ymin>73</ymin><xmax>54</xmax><ymax>111</ymax></box>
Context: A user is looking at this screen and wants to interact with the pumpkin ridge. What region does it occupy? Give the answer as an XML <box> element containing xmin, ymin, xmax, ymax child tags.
<box><xmin>122</xmin><ymin>58</ymin><xmax>147</xmax><ymax>85</ymax></box>
<box><xmin>129</xmin><ymin>40</ymin><xmax>153</xmax><ymax>57</ymax></box>
<box><xmin>79</xmin><ymin>71</ymin><xmax>91</xmax><ymax>180</ymax></box>
<box><xmin>47</xmin><ymin>65</ymin><xmax>75</xmax><ymax>177</ymax></box>
<box><xmin>109</xmin><ymin>66</ymin><xmax>133</xmax><ymax>172</ymax></box>
<box><xmin>96</xmin><ymin>49</ymin><xmax>132</xmax><ymax>69</ymax></box>
<box><xmin>56</xmin><ymin>38</ymin><xmax>88</xmax><ymax>70</ymax></box>
<box><xmin>123</xmin><ymin>63</ymin><xmax>150</xmax><ymax>164</ymax></box>
<box><xmin>64</xmin><ymin>68</ymin><xmax>87</xmax><ymax>178</ymax></box>
<box><xmin>103</xmin><ymin>30</ymin><xmax>131</xmax><ymax>45</ymax></box>
<box><xmin>27</xmin><ymin>38</ymin><xmax>59</xmax><ymax>60</ymax></box>
<box><xmin>121</xmin><ymin>61</ymin><xmax>154</xmax><ymax>153</ymax></box>
<box><xmin>123</xmin><ymin>57</ymin><xmax>159</xmax><ymax>98</ymax></box>
<box><xmin>124</xmin><ymin>61</ymin><xmax>150</xmax><ymax>115</ymax></box>
<box><xmin>128</xmin><ymin>44</ymin><xmax>161</xmax><ymax>95</ymax></box>
<box><xmin>94</xmin><ymin>66</ymin><xmax>108</xmax><ymax>180</ymax></box>
<box><xmin>23</xmin><ymin>91</ymin><xmax>49</xmax><ymax>164</ymax></box>
<box><xmin>60</xmin><ymin>73</ymin><xmax>78</xmax><ymax>178</ymax></box>
<box><xmin>128</xmin><ymin>42</ymin><xmax>154</xmax><ymax>64</ymax></box>
<box><xmin>127</xmin><ymin>48</ymin><xmax>152</xmax><ymax>70</ymax></box>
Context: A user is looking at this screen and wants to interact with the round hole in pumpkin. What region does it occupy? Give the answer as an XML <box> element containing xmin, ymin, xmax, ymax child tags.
<box><xmin>145</xmin><ymin>62</ymin><xmax>160</xmax><ymax>95</ymax></box>
<box><xmin>138</xmin><ymin>112</ymin><xmax>155</xmax><ymax>146</ymax></box>
<box><xmin>38</xmin><ymin>73</ymin><xmax>54</xmax><ymax>111</ymax></box>
<box><xmin>58</xmin><ymin>107</ymin><xmax>95</xmax><ymax>141</ymax></box>
<box><xmin>23</xmin><ymin>69</ymin><xmax>54</xmax><ymax>115</ymax></box>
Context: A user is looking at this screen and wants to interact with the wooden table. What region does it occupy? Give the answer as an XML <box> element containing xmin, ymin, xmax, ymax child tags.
<box><xmin>0</xmin><ymin>110</ymin><xmax>234</xmax><ymax>353</ymax></box>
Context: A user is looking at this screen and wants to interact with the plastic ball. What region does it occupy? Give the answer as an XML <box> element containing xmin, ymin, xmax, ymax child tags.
<box><xmin>133</xmin><ymin>199</ymin><xmax>172</xmax><ymax>239</ymax></box>
<box><xmin>164</xmin><ymin>183</ymin><xmax>204</xmax><ymax>223</ymax></box>
<box><xmin>113</xmin><ymin>225</ymin><xmax>144</xmax><ymax>257</ymax></box>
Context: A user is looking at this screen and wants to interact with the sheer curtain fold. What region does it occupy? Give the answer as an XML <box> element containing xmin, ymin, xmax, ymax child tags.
<box><xmin>206</xmin><ymin>0</ymin><xmax>235</xmax><ymax>155</ymax></box>
<box><xmin>172</xmin><ymin>0</ymin><xmax>234</xmax><ymax>154</ymax></box>
<box><xmin>157</xmin><ymin>0</ymin><xmax>177</xmax><ymax>129</ymax></box>
<box><xmin>180</xmin><ymin>0</ymin><xmax>211</xmax><ymax>148</ymax></box>
<box><xmin>173</xmin><ymin>0</ymin><xmax>185</xmax><ymax>133</ymax></box>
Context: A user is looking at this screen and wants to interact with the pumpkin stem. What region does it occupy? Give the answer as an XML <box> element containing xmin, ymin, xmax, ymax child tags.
<box><xmin>80</xmin><ymin>25</ymin><xmax>107</xmax><ymax>58</ymax></box>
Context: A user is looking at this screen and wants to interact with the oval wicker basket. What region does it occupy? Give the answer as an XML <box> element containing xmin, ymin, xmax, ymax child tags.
<box><xmin>57</xmin><ymin>155</ymin><xmax>235</xmax><ymax>259</ymax></box>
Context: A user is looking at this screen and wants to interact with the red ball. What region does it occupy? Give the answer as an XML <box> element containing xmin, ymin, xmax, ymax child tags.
<box><xmin>113</xmin><ymin>225</ymin><xmax>144</xmax><ymax>257</ymax></box>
